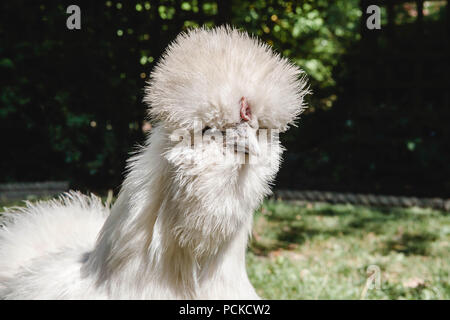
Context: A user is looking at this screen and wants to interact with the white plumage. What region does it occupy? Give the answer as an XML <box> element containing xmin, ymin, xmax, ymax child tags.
<box><xmin>0</xmin><ymin>26</ymin><xmax>308</xmax><ymax>299</ymax></box>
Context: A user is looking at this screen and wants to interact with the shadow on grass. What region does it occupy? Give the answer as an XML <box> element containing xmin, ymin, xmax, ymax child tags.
<box><xmin>251</xmin><ymin>202</ymin><xmax>443</xmax><ymax>257</ymax></box>
<box><xmin>250</xmin><ymin>223</ymin><xmax>341</xmax><ymax>256</ymax></box>
<box><xmin>381</xmin><ymin>231</ymin><xmax>438</xmax><ymax>256</ymax></box>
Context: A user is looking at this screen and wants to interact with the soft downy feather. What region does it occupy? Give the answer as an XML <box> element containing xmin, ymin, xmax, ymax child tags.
<box><xmin>0</xmin><ymin>26</ymin><xmax>308</xmax><ymax>299</ymax></box>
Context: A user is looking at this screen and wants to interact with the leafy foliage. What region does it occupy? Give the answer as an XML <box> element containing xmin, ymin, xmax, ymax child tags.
<box><xmin>0</xmin><ymin>1</ymin><xmax>448</xmax><ymax>195</ymax></box>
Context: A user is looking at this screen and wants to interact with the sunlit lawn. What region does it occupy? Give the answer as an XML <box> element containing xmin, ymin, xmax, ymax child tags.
<box><xmin>1</xmin><ymin>197</ymin><xmax>449</xmax><ymax>299</ymax></box>
<box><xmin>247</xmin><ymin>200</ymin><xmax>450</xmax><ymax>299</ymax></box>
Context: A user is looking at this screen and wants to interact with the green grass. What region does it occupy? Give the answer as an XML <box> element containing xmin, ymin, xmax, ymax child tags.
<box><xmin>247</xmin><ymin>200</ymin><xmax>450</xmax><ymax>299</ymax></box>
<box><xmin>1</xmin><ymin>197</ymin><xmax>449</xmax><ymax>299</ymax></box>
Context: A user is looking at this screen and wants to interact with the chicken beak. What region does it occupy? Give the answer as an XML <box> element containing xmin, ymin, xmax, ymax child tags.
<box><xmin>225</xmin><ymin>122</ymin><xmax>260</xmax><ymax>157</ymax></box>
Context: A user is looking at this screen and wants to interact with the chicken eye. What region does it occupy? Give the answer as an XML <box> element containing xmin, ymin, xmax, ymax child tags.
<box><xmin>202</xmin><ymin>126</ymin><xmax>212</xmax><ymax>134</ymax></box>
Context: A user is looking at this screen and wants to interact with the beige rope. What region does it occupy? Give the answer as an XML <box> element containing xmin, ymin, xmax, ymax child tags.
<box><xmin>273</xmin><ymin>190</ymin><xmax>450</xmax><ymax>211</ymax></box>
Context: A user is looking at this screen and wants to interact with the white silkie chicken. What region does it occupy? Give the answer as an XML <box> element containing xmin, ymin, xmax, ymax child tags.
<box><xmin>0</xmin><ymin>27</ymin><xmax>308</xmax><ymax>299</ymax></box>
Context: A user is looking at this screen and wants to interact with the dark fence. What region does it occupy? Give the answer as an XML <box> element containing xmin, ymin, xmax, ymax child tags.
<box><xmin>277</xmin><ymin>0</ymin><xmax>449</xmax><ymax>197</ymax></box>
<box><xmin>0</xmin><ymin>1</ymin><xmax>448</xmax><ymax>197</ymax></box>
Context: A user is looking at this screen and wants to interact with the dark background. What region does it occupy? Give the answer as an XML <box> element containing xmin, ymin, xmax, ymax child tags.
<box><xmin>0</xmin><ymin>0</ymin><xmax>448</xmax><ymax>197</ymax></box>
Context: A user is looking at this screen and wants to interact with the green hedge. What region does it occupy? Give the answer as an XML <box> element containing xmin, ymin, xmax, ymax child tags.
<box><xmin>0</xmin><ymin>1</ymin><xmax>448</xmax><ymax>196</ymax></box>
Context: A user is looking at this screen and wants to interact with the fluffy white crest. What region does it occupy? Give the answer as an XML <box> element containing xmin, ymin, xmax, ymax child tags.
<box><xmin>0</xmin><ymin>26</ymin><xmax>310</xmax><ymax>300</ymax></box>
<box><xmin>145</xmin><ymin>26</ymin><xmax>309</xmax><ymax>132</ymax></box>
